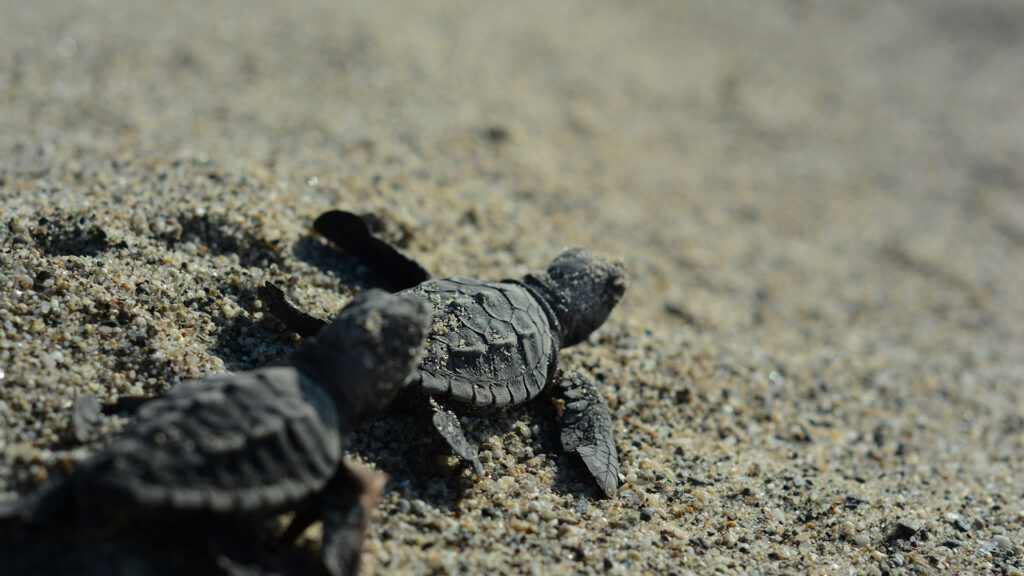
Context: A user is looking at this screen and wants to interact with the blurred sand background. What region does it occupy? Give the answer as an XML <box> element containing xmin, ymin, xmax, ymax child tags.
<box><xmin>1</xmin><ymin>1</ymin><xmax>1023</xmax><ymax>574</ymax></box>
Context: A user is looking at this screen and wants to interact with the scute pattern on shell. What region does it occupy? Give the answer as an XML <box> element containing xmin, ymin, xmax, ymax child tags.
<box><xmin>410</xmin><ymin>277</ymin><xmax>556</xmax><ymax>409</ymax></box>
<box><xmin>81</xmin><ymin>366</ymin><xmax>342</xmax><ymax>514</ymax></box>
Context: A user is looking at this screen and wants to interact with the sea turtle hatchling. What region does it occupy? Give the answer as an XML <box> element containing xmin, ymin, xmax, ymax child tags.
<box><xmin>0</xmin><ymin>290</ymin><xmax>432</xmax><ymax>576</ymax></box>
<box><xmin>259</xmin><ymin>210</ymin><xmax>626</xmax><ymax>497</ymax></box>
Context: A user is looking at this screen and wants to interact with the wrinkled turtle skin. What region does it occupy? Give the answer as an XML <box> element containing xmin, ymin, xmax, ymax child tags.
<box><xmin>260</xmin><ymin>210</ymin><xmax>627</xmax><ymax>497</ymax></box>
<box><xmin>0</xmin><ymin>290</ymin><xmax>431</xmax><ymax>576</ymax></box>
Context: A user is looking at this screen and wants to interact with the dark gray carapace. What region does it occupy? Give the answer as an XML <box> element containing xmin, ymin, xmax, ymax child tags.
<box><xmin>412</xmin><ymin>277</ymin><xmax>555</xmax><ymax>409</ymax></box>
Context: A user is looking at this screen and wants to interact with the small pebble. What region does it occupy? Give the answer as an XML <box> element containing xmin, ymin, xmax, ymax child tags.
<box><xmin>674</xmin><ymin>388</ymin><xmax>691</xmax><ymax>404</ymax></box>
<box><xmin>941</xmin><ymin>538</ymin><xmax>963</xmax><ymax>549</ymax></box>
<box><xmin>891</xmin><ymin>519</ymin><xmax>920</xmax><ymax>540</ymax></box>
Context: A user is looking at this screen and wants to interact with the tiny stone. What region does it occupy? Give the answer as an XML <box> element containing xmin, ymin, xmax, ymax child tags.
<box><xmin>674</xmin><ymin>388</ymin><xmax>692</xmax><ymax>404</ymax></box>
<box><xmin>483</xmin><ymin>126</ymin><xmax>509</xmax><ymax>142</ymax></box>
<box><xmin>690</xmin><ymin>536</ymin><xmax>710</xmax><ymax>550</ymax></box>
<box><xmin>891</xmin><ymin>519</ymin><xmax>920</xmax><ymax>540</ymax></box>
<box><xmin>770</xmin><ymin>508</ymin><xmax>787</xmax><ymax>522</ymax></box>
<box><xmin>839</xmin><ymin>520</ymin><xmax>855</xmax><ymax>536</ymax></box>
<box><xmin>509</xmin><ymin>518</ymin><xmax>533</xmax><ymax>533</ymax></box>
<box><xmin>992</xmin><ymin>535</ymin><xmax>1012</xmax><ymax>549</ymax></box>
<box><xmin>497</xmin><ymin>476</ymin><xmax>515</xmax><ymax>491</ymax></box>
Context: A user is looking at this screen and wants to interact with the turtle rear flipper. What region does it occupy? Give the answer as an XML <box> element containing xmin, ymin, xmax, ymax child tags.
<box><xmin>319</xmin><ymin>460</ymin><xmax>388</xmax><ymax>576</ymax></box>
<box><xmin>313</xmin><ymin>210</ymin><xmax>431</xmax><ymax>292</ymax></box>
<box><xmin>428</xmin><ymin>397</ymin><xmax>485</xmax><ymax>478</ymax></box>
<box><xmin>555</xmin><ymin>371</ymin><xmax>620</xmax><ymax>498</ymax></box>
<box><xmin>258</xmin><ymin>282</ymin><xmax>330</xmax><ymax>337</ymax></box>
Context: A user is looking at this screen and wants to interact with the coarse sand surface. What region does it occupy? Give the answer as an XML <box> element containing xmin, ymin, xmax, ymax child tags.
<box><xmin>1</xmin><ymin>1</ymin><xmax>1023</xmax><ymax>574</ymax></box>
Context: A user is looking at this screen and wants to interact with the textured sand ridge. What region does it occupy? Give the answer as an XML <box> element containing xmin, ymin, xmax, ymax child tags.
<box><xmin>2</xmin><ymin>1</ymin><xmax>1023</xmax><ymax>574</ymax></box>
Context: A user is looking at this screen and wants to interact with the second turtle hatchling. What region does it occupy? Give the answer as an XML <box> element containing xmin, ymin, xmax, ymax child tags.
<box><xmin>0</xmin><ymin>290</ymin><xmax>432</xmax><ymax>576</ymax></box>
<box><xmin>260</xmin><ymin>210</ymin><xmax>626</xmax><ymax>497</ymax></box>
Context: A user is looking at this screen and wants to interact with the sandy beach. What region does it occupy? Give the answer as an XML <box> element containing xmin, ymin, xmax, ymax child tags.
<box><xmin>2</xmin><ymin>1</ymin><xmax>1023</xmax><ymax>574</ymax></box>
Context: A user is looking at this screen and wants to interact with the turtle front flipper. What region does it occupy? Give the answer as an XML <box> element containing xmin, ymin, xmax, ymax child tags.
<box><xmin>258</xmin><ymin>282</ymin><xmax>330</xmax><ymax>337</ymax></box>
<box><xmin>555</xmin><ymin>370</ymin><xmax>621</xmax><ymax>498</ymax></box>
<box><xmin>319</xmin><ymin>459</ymin><xmax>388</xmax><ymax>576</ymax></box>
<box><xmin>428</xmin><ymin>397</ymin><xmax>485</xmax><ymax>478</ymax></box>
<box><xmin>313</xmin><ymin>210</ymin><xmax>431</xmax><ymax>292</ymax></box>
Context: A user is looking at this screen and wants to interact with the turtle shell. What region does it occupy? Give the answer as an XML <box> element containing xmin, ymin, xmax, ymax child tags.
<box><xmin>78</xmin><ymin>366</ymin><xmax>342</xmax><ymax>516</ymax></box>
<box><xmin>407</xmin><ymin>277</ymin><xmax>557</xmax><ymax>409</ymax></box>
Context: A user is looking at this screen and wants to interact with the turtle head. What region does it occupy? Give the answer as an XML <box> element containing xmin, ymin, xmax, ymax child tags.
<box><xmin>291</xmin><ymin>289</ymin><xmax>431</xmax><ymax>427</ymax></box>
<box><xmin>530</xmin><ymin>248</ymin><xmax>626</xmax><ymax>347</ymax></box>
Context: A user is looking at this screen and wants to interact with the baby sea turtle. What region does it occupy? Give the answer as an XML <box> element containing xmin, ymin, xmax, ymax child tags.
<box><xmin>0</xmin><ymin>290</ymin><xmax>431</xmax><ymax>576</ymax></box>
<box><xmin>259</xmin><ymin>210</ymin><xmax>626</xmax><ymax>497</ymax></box>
